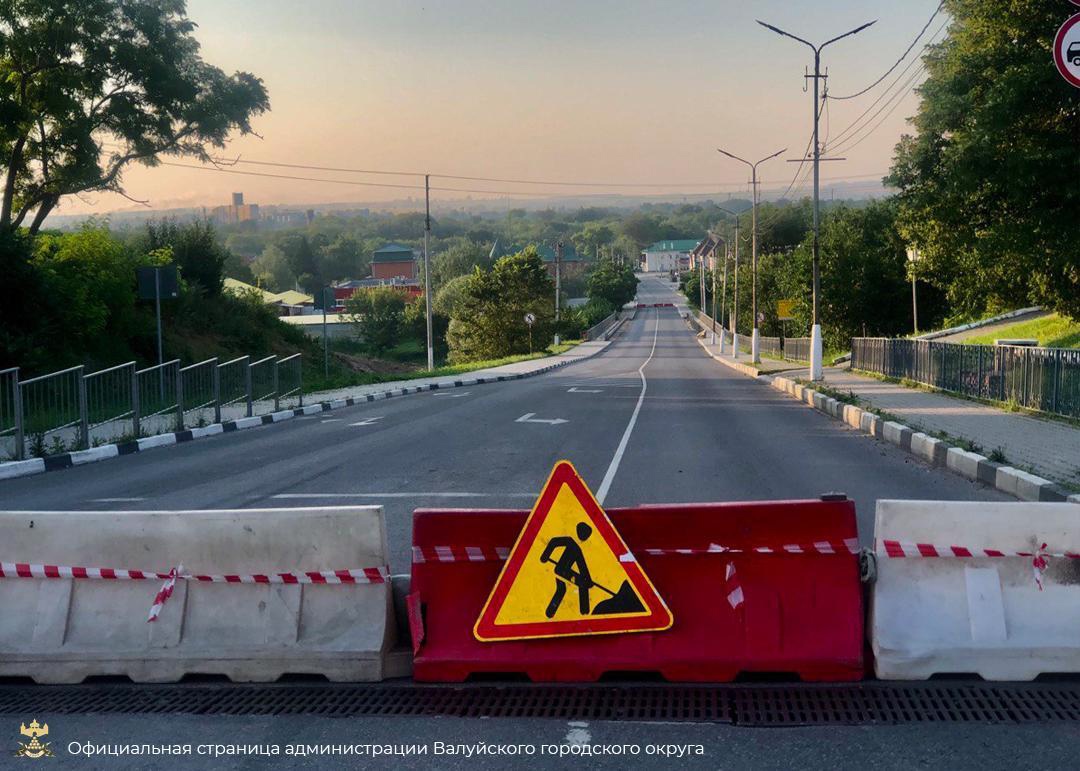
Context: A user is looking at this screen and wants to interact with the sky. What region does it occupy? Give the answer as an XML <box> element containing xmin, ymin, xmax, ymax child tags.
<box><xmin>65</xmin><ymin>0</ymin><xmax>945</xmax><ymax>216</ymax></box>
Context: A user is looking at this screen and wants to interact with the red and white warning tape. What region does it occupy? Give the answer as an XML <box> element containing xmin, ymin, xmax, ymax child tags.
<box><xmin>412</xmin><ymin>539</ymin><xmax>859</xmax><ymax>564</ymax></box>
<box><xmin>0</xmin><ymin>562</ymin><xmax>390</xmax><ymax>622</ymax></box>
<box><xmin>879</xmin><ymin>540</ymin><xmax>1079</xmax><ymax>591</ymax></box>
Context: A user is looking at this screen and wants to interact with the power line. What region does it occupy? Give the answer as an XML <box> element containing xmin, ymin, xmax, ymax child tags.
<box><xmin>829</xmin><ymin>62</ymin><xmax>928</xmax><ymax>154</ymax></box>
<box><xmin>827</xmin><ymin>19</ymin><xmax>947</xmax><ymax>148</ymax></box>
<box><xmin>830</xmin><ymin>2</ymin><xmax>944</xmax><ymax>101</ymax></box>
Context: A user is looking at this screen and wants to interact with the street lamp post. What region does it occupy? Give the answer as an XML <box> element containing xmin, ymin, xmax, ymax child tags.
<box><xmin>717</xmin><ymin>147</ymin><xmax>786</xmax><ymax>364</ymax></box>
<box><xmin>714</xmin><ymin>205</ymin><xmax>744</xmax><ymax>357</ymax></box>
<box><xmin>907</xmin><ymin>246</ymin><xmax>921</xmax><ymax>335</ymax></box>
<box><xmin>757</xmin><ymin>18</ymin><xmax>876</xmax><ymax>379</ymax></box>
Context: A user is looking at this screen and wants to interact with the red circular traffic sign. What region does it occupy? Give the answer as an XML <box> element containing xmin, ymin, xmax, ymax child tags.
<box><xmin>1054</xmin><ymin>13</ymin><xmax>1080</xmax><ymax>88</ymax></box>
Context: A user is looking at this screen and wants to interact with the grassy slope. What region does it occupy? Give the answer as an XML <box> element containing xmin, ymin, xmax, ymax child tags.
<box><xmin>962</xmin><ymin>314</ymin><xmax>1080</xmax><ymax>348</ymax></box>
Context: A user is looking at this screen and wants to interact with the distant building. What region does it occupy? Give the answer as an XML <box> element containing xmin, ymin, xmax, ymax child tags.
<box><xmin>537</xmin><ymin>243</ymin><xmax>587</xmax><ymax>280</ymax></box>
<box><xmin>641</xmin><ymin>239</ymin><xmax>701</xmax><ymax>273</ymax></box>
<box><xmin>331</xmin><ymin>278</ymin><xmax>422</xmax><ymax>312</ymax></box>
<box><xmin>689</xmin><ymin>233</ymin><xmax>724</xmax><ymax>271</ymax></box>
<box><xmin>371</xmin><ymin>243</ymin><xmax>418</xmax><ymax>280</ymax></box>
<box><xmin>211</xmin><ymin>192</ymin><xmax>260</xmax><ymax>224</ymax></box>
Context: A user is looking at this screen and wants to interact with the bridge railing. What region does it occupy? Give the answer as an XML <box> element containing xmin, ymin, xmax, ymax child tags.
<box><xmin>1</xmin><ymin>353</ymin><xmax>303</xmax><ymax>461</ymax></box>
<box><xmin>851</xmin><ymin>337</ymin><xmax>1080</xmax><ymax>419</ymax></box>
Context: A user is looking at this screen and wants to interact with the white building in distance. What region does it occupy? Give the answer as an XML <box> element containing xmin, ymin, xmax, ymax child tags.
<box><xmin>641</xmin><ymin>239</ymin><xmax>701</xmax><ymax>273</ymax></box>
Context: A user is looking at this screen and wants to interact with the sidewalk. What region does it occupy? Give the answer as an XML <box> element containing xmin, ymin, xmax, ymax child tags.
<box><xmin>695</xmin><ymin>333</ymin><xmax>804</xmax><ymax>376</ymax></box>
<box><xmin>308</xmin><ymin>340</ymin><xmax>610</xmax><ymax>404</ymax></box>
<box><xmin>791</xmin><ymin>366</ymin><xmax>1080</xmax><ymax>489</ymax></box>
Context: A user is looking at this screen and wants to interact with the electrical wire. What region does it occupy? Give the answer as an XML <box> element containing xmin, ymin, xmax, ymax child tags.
<box><xmin>827</xmin><ymin>19</ymin><xmax>947</xmax><ymax>148</ymax></box>
<box><xmin>829</xmin><ymin>62</ymin><xmax>928</xmax><ymax>154</ymax></box>
<box><xmin>830</xmin><ymin>2</ymin><xmax>944</xmax><ymax>101</ymax></box>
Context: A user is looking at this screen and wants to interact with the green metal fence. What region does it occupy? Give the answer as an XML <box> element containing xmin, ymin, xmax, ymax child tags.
<box><xmin>851</xmin><ymin>338</ymin><xmax>1080</xmax><ymax>419</ymax></box>
<box><xmin>2</xmin><ymin>353</ymin><xmax>303</xmax><ymax>461</ymax></box>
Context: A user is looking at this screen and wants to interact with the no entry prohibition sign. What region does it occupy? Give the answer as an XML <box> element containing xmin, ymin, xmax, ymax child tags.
<box><xmin>1054</xmin><ymin>13</ymin><xmax>1080</xmax><ymax>88</ymax></box>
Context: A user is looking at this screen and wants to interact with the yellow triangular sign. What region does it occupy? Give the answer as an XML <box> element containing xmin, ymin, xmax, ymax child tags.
<box><xmin>474</xmin><ymin>460</ymin><xmax>673</xmax><ymax>641</ymax></box>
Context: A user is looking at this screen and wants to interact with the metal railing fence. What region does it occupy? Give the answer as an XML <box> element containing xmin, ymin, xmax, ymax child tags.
<box><xmin>584</xmin><ymin>311</ymin><xmax>620</xmax><ymax>342</ymax></box>
<box><xmin>217</xmin><ymin>356</ymin><xmax>251</xmax><ymax>415</ymax></box>
<box><xmin>180</xmin><ymin>358</ymin><xmax>218</xmax><ymax>424</ymax></box>
<box><xmin>278</xmin><ymin>354</ymin><xmax>303</xmax><ymax>409</ymax></box>
<box><xmin>783</xmin><ymin>338</ymin><xmax>812</xmax><ymax>363</ymax></box>
<box><xmin>851</xmin><ymin>338</ymin><xmax>1080</xmax><ymax>419</ymax></box>
<box><xmin>249</xmin><ymin>355</ymin><xmax>277</xmax><ymax>411</ymax></box>
<box><xmin>2</xmin><ymin>353</ymin><xmax>302</xmax><ymax>460</ymax></box>
<box><xmin>84</xmin><ymin>362</ymin><xmax>137</xmax><ymax>435</ymax></box>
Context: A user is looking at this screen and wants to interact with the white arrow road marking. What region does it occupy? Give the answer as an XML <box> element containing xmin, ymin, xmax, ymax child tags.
<box><xmin>515</xmin><ymin>413</ymin><xmax>568</xmax><ymax>425</ymax></box>
<box><xmin>567</xmin><ymin>387</ymin><xmax>603</xmax><ymax>393</ymax></box>
<box><xmin>349</xmin><ymin>416</ymin><xmax>384</xmax><ymax>427</ymax></box>
<box><xmin>432</xmin><ymin>391</ymin><xmax>471</xmax><ymax>397</ymax></box>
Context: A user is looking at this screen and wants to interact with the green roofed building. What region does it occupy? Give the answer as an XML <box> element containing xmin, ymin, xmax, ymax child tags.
<box><xmin>371</xmin><ymin>243</ymin><xmax>417</xmax><ymax>280</ymax></box>
<box><xmin>641</xmin><ymin>239</ymin><xmax>702</xmax><ymax>273</ymax></box>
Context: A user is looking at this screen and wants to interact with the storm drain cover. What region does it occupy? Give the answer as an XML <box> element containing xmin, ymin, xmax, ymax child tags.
<box><xmin>0</xmin><ymin>682</ymin><xmax>1077</xmax><ymax>725</ymax></box>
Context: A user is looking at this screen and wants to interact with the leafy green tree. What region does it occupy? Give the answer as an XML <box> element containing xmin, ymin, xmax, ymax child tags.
<box><xmin>433</xmin><ymin>273</ymin><xmax>471</xmax><ymax>318</ymax></box>
<box><xmin>0</xmin><ymin>0</ymin><xmax>268</xmax><ymax>234</ymax></box>
<box><xmin>446</xmin><ymin>247</ymin><xmax>555</xmax><ymax>363</ymax></box>
<box><xmin>402</xmin><ymin>297</ymin><xmax>449</xmax><ymax>354</ymax></box>
<box><xmin>587</xmin><ymin>257</ymin><xmax>638</xmax><ymax>310</ymax></box>
<box><xmin>571</xmin><ymin>222</ymin><xmax>615</xmax><ymax>259</ymax></box>
<box><xmin>889</xmin><ymin>0</ymin><xmax>1080</xmax><ymax>319</ymax></box>
<box><xmin>250</xmin><ymin>244</ymin><xmax>293</xmax><ymax>292</ymax></box>
<box><xmin>141</xmin><ymin>220</ymin><xmax>229</xmax><ymax>295</ymax></box>
<box><xmin>319</xmin><ymin>234</ymin><xmax>365</xmax><ymax>281</ymax></box>
<box><xmin>430</xmin><ymin>241</ymin><xmax>491</xmax><ymax>289</ymax></box>
<box><xmin>345</xmin><ymin>286</ymin><xmax>409</xmax><ymax>354</ymax></box>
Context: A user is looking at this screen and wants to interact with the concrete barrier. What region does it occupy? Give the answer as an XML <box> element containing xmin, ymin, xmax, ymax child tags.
<box><xmin>871</xmin><ymin>499</ymin><xmax>1080</xmax><ymax>680</ymax></box>
<box><xmin>0</xmin><ymin>506</ymin><xmax>403</xmax><ymax>683</ymax></box>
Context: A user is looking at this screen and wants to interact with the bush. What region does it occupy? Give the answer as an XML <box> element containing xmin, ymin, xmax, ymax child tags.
<box><xmin>345</xmin><ymin>286</ymin><xmax>410</xmax><ymax>354</ymax></box>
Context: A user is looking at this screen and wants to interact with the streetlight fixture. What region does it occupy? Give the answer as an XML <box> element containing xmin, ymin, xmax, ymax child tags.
<box><xmin>717</xmin><ymin>147</ymin><xmax>786</xmax><ymax>364</ymax></box>
<box><xmin>757</xmin><ymin>18</ymin><xmax>876</xmax><ymax>379</ymax></box>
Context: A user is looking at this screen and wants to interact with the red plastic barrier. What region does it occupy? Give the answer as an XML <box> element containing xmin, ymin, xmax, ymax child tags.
<box><xmin>410</xmin><ymin>498</ymin><xmax>863</xmax><ymax>682</ymax></box>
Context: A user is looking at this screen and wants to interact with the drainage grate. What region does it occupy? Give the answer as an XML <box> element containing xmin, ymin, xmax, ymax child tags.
<box><xmin>0</xmin><ymin>682</ymin><xmax>1078</xmax><ymax>725</ymax></box>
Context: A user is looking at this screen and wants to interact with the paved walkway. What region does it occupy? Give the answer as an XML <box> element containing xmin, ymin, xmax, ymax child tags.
<box><xmin>790</xmin><ymin>366</ymin><xmax>1080</xmax><ymax>488</ymax></box>
<box><xmin>307</xmin><ymin>340</ymin><xmax>611</xmax><ymax>404</ymax></box>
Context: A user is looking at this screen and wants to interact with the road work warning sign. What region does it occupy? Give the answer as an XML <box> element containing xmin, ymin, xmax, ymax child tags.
<box><xmin>474</xmin><ymin>460</ymin><xmax>672</xmax><ymax>641</ymax></box>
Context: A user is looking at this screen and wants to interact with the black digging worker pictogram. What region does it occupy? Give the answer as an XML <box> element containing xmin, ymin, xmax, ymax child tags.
<box><xmin>539</xmin><ymin>522</ymin><xmax>646</xmax><ymax>619</ymax></box>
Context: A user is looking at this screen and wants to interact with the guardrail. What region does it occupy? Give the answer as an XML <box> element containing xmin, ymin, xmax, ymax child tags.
<box><xmin>694</xmin><ymin>312</ymin><xmax>810</xmax><ymax>361</ymax></box>
<box><xmin>1</xmin><ymin>353</ymin><xmax>303</xmax><ymax>461</ymax></box>
<box><xmin>851</xmin><ymin>337</ymin><xmax>1080</xmax><ymax>419</ymax></box>
<box><xmin>584</xmin><ymin>311</ymin><xmax>622</xmax><ymax>342</ymax></box>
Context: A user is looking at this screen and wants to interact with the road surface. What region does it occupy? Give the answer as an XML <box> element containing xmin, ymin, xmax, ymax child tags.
<box><xmin>4</xmin><ymin>275</ymin><xmax>1037</xmax><ymax>769</ymax></box>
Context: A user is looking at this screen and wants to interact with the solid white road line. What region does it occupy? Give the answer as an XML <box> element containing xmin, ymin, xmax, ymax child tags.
<box><xmin>595</xmin><ymin>308</ymin><xmax>660</xmax><ymax>505</ymax></box>
<box><xmin>90</xmin><ymin>497</ymin><xmax>147</xmax><ymax>503</ymax></box>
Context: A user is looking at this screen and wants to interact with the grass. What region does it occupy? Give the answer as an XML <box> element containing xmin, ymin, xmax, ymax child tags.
<box><xmin>305</xmin><ymin>341</ymin><xmax>583</xmax><ymax>393</ymax></box>
<box><xmin>962</xmin><ymin>313</ymin><xmax>1080</xmax><ymax>348</ymax></box>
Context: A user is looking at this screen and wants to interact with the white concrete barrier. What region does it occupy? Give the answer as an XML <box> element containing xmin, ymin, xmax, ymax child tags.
<box><xmin>0</xmin><ymin>506</ymin><xmax>400</xmax><ymax>683</ymax></box>
<box><xmin>871</xmin><ymin>499</ymin><xmax>1080</xmax><ymax>680</ymax></box>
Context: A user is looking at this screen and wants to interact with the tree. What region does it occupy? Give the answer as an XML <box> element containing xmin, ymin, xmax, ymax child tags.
<box><xmin>587</xmin><ymin>257</ymin><xmax>638</xmax><ymax>310</ymax></box>
<box><xmin>0</xmin><ymin>0</ymin><xmax>269</xmax><ymax>234</ymax></box>
<box><xmin>250</xmin><ymin>244</ymin><xmax>293</xmax><ymax>292</ymax></box>
<box><xmin>141</xmin><ymin>220</ymin><xmax>229</xmax><ymax>295</ymax></box>
<box><xmin>319</xmin><ymin>234</ymin><xmax>365</xmax><ymax>281</ymax></box>
<box><xmin>889</xmin><ymin>0</ymin><xmax>1080</xmax><ymax>319</ymax></box>
<box><xmin>430</xmin><ymin>241</ymin><xmax>491</xmax><ymax>289</ymax></box>
<box><xmin>446</xmin><ymin>247</ymin><xmax>555</xmax><ymax>363</ymax></box>
<box><xmin>345</xmin><ymin>286</ymin><xmax>408</xmax><ymax>354</ymax></box>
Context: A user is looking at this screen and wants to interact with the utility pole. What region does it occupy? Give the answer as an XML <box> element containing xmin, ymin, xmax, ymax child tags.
<box><xmin>907</xmin><ymin>245</ymin><xmax>920</xmax><ymax>335</ymax></box>
<box><xmin>717</xmin><ymin>147</ymin><xmax>786</xmax><ymax>364</ymax></box>
<box><xmin>719</xmin><ymin>242</ymin><xmax>729</xmax><ymax>354</ymax></box>
<box><xmin>423</xmin><ymin>175</ymin><xmax>434</xmax><ymax>371</ymax></box>
<box><xmin>554</xmin><ymin>241</ymin><xmax>562</xmax><ymax>346</ymax></box>
<box><xmin>758</xmin><ymin>18</ymin><xmax>875</xmax><ymax>379</ymax></box>
<box><xmin>709</xmin><ymin>235</ymin><xmax>719</xmax><ymax>345</ymax></box>
<box><xmin>715</xmin><ymin>206</ymin><xmax>743</xmax><ymax>357</ymax></box>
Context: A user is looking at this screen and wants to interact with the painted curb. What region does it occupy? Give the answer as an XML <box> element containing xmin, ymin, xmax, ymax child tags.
<box><xmin>759</xmin><ymin>374</ymin><xmax>1076</xmax><ymax>504</ymax></box>
<box><xmin>0</xmin><ymin>341</ymin><xmax>611</xmax><ymax>482</ymax></box>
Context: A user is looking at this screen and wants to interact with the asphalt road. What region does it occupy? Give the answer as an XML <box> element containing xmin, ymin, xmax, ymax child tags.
<box><xmin>1</xmin><ymin>275</ymin><xmax>1006</xmax><ymax>572</ymax></box>
<box><xmin>2</xmin><ymin>275</ymin><xmax>1027</xmax><ymax>769</ymax></box>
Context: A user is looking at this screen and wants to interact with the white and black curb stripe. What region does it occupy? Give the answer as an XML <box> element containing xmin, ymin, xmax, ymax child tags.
<box><xmin>0</xmin><ymin>344</ymin><xmax>610</xmax><ymax>482</ymax></box>
<box><xmin>767</xmin><ymin>374</ymin><xmax>1079</xmax><ymax>505</ymax></box>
